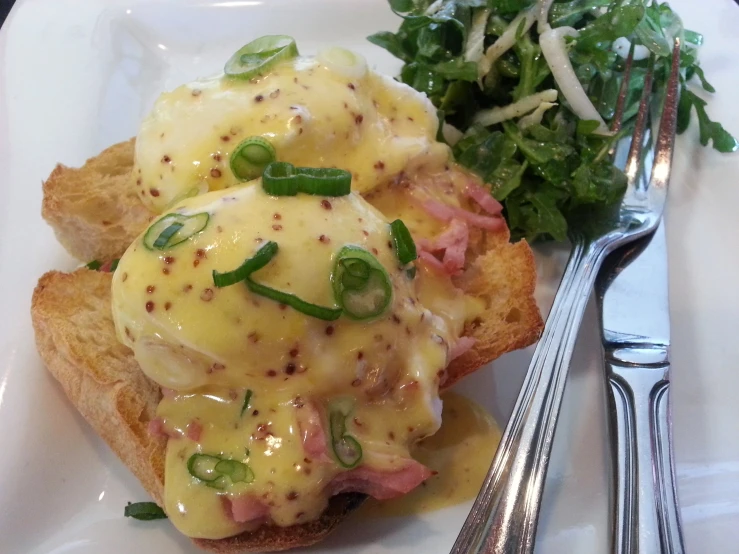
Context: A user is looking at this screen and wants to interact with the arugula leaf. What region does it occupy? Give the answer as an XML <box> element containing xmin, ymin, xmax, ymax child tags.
<box><xmin>370</xmin><ymin>0</ymin><xmax>737</xmax><ymax>242</ymax></box>
<box><xmin>678</xmin><ymin>87</ymin><xmax>738</xmax><ymax>153</ymax></box>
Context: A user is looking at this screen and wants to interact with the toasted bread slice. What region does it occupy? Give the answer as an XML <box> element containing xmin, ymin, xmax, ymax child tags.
<box><xmin>42</xmin><ymin>140</ymin><xmax>153</xmax><ymax>262</ymax></box>
<box><xmin>34</xmin><ymin>141</ymin><xmax>543</xmax><ymax>552</ymax></box>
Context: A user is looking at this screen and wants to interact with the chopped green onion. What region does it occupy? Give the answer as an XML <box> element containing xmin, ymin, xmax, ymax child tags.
<box><xmin>240</xmin><ymin>389</ymin><xmax>253</xmax><ymax>418</ymax></box>
<box><xmin>110</xmin><ymin>259</ymin><xmax>120</xmax><ymax>272</ymax></box>
<box><xmin>262</xmin><ymin>162</ymin><xmax>299</xmax><ymax>196</ymax></box>
<box><xmin>124</xmin><ymin>502</ymin><xmax>168</xmax><ymax>521</ymax></box>
<box><xmin>212</xmin><ymin>241</ymin><xmax>279</xmax><ymax>288</ymax></box>
<box><xmin>230</xmin><ymin>137</ymin><xmax>276</xmax><ymax>181</ymax></box>
<box><xmin>86</xmin><ymin>260</ymin><xmax>102</xmax><ymax>271</ymax></box>
<box><xmin>331</xmin><ymin>246</ymin><xmax>392</xmax><ymax>321</ymax></box>
<box><xmin>389</xmin><ymin>219</ymin><xmax>417</xmax><ymax>265</ymax></box>
<box><xmin>152</xmin><ymin>222</ymin><xmax>184</xmax><ymax>249</ymax></box>
<box><xmin>329</xmin><ymin>406</ymin><xmax>362</xmax><ymax>469</ymax></box>
<box><xmin>246</xmin><ymin>278</ymin><xmax>343</xmax><ymax>321</ymax></box>
<box><xmin>187</xmin><ymin>454</ymin><xmax>222</xmax><ymax>483</ymax></box>
<box><xmin>224</xmin><ymin>35</ymin><xmax>299</xmax><ymax>80</ymax></box>
<box><xmin>261</xmin><ymin>162</ymin><xmax>352</xmax><ymax>197</ymax></box>
<box><xmin>295</xmin><ymin>167</ymin><xmax>352</xmax><ymax>196</ymax></box>
<box><xmin>187</xmin><ymin>454</ymin><xmax>254</xmax><ymax>488</ymax></box>
<box><xmin>144</xmin><ymin>213</ymin><xmax>209</xmax><ymax>250</ymax></box>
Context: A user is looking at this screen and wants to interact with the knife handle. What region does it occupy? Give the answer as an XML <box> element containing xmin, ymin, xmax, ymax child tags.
<box><xmin>606</xmin><ymin>361</ymin><xmax>686</xmax><ymax>554</ymax></box>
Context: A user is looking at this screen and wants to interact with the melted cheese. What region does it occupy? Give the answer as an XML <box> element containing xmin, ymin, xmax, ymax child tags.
<box><xmin>111</xmin><ymin>184</ymin><xmax>469</xmax><ymax>539</ymax></box>
<box><xmin>361</xmin><ymin>391</ymin><xmax>501</xmax><ymax>517</ymax></box>
<box><xmin>134</xmin><ymin>54</ymin><xmax>450</xmax><ymax>213</ymax></box>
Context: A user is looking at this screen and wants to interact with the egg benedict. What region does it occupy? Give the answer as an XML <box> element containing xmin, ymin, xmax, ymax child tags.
<box><xmin>134</xmin><ymin>36</ymin><xmax>449</xmax><ymax>213</ymax></box>
<box><xmin>33</xmin><ymin>34</ymin><xmax>543</xmax><ymax>553</ymax></box>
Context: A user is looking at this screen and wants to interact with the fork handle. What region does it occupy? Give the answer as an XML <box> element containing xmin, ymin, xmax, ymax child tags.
<box><xmin>451</xmin><ymin>239</ymin><xmax>609</xmax><ymax>554</ymax></box>
<box><xmin>606</xmin><ymin>362</ymin><xmax>686</xmax><ymax>554</ymax></box>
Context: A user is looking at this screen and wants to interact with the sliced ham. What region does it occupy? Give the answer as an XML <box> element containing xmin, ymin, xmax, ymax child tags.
<box><xmin>147</xmin><ymin>417</ymin><xmax>180</xmax><ymax>439</ymax></box>
<box><xmin>296</xmin><ymin>402</ymin><xmax>331</xmax><ymax>462</ymax></box>
<box><xmin>421</xmin><ymin>199</ymin><xmax>503</xmax><ymax>231</ymax></box>
<box><xmin>450</xmin><ymin>336</ymin><xmax>476</xmax><ymax>361</ymax></box>
<box><xmin>326</xmin><ymin>460</ymin><xmax>434</xmax><ymax>500</ymax></box>
<box><xmin>221</xmin><ymin>495</ymin><xmax>270</xmax><ymax>524</ymax></box>
<box><xmin>418</xmin><ymin>250</ymin><xmax>447</xmax><ymax>273</ymax></box>
<box><xmin>418</xmin><ymin>219</ymin><xmax>469</xmax><ymax>276</ymax></box>
<box><xmin>186</xmin><ymin>420</ymin><xmax>202</xmax><ymax>442</ymax></box>
<box><xmin>466</xmin><ymin>181</ymin><xmax>503</xmax><ymax>215</ymax></box>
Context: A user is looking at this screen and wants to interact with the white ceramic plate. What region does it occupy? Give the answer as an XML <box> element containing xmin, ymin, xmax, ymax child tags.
<box><xmin>1</xmin><ymin>0</ymin><xmax>738</xmax><ymax>552</ymax></box>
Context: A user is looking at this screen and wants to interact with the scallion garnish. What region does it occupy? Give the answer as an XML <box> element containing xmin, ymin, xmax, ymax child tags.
<box><xmin>331</xmin><ymin>246</ymin><xmax>392</xmax><ymax>321</ymax></box>
<box><xmin>295</xmin><ymin>167</ymin><xmax>352</xmax><ymax>196</ymax></box>
<box><xmin>261</xmin><ymin>162</ymin><xmax>352</xmax><ymax>197</ymax></box>
<box><xmin>212</xmin><ymin>240</ymin><xmax>342</xmax><ymax>320</ymax></box>
<box><xmin>85</xmin><ymin>260</ymin><xmax>102</xmax><ymax>271</ymax></box>
<box><xmin>389</xmin><ymin>219</ymin><xmax>417</xmax><ymax>265</ymax></box>
<box><xmin>124</xmin><ymin>502</ymin><xmax>168</xmax><ymax>521</ymax></box>
<box><xmin>246</xmin><ymin>278</ymin><xmax>343</xmax><ymax>321</ymax></box>
<box><xmin>224</xmin><ymin>35</ymin><xmax>299</xmax><ymax>80</ymax></box>
<box><xmin>230</xmin><ymin>137</ymin><xmax>276</xmax><ymax>181</ymax></box>
<box><xmin>187</xmin><ymin>453</ymin><xmax>254</xmax><ymax>488</ymax></box>
<box><xmin>329</xmin><ymin>405</ymin><xmax>362</xmax><ymax>469</ymax></box>
<box><xmin>152</xmin><ymin>222</ymin><xmax>184</xmax><ymax>249</ymax></box>
<box><xmin>262</xmin><ymin>161</ymin><xmax>299</xmax><ymax>196</ymax></box>
<box><xmin>143</xmin><ymin>213</ymin><xmax>209</xmax><ymax>251</ymax></box>
<box><xmin>212</xmin><ymin>242</ymin><xmax>278</xmax><ymax>288</ymax></box>
<box><xmin>240</xmin><ymin>389</ymin><xmax>253</xmax><ymax>418</ymax></box>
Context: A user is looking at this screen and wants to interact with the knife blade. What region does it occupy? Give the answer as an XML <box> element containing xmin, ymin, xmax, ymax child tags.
<box><xmin>596</xmin><ymin>222</ymin><xmax>686</xmax><ymax>554</ymax></box>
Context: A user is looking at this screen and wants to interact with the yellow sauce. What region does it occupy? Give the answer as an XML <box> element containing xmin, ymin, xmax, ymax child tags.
<box><xmin>361</xmin><ymin>391</ymin><xmax>501</xmax><ymax>517</ymax></box>
<box><xmin>134</xmin><ymin>54</ymin><xmax>450</xmax><ymax>212</ymax></box>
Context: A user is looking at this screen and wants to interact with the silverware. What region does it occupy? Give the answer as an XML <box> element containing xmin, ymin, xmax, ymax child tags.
<box><xmin>451</xmin><ymin>41</ymin><xmax>682</xmax><ymax>554</ymax></box>
<box><xmin>597</xmin><ymin>222</ymin><xmax>686</xmax><ymax>554</ymax></box>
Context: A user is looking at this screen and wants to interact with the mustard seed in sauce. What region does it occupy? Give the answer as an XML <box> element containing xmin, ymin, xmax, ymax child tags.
<box><xmin>145</xmin><ymin>301</ymin><xmax>154</xmax><ymax>312</ymax></box>
<box><xmin>196</xmin><ymin>249</ymin><xmax>207</xmax><ymax>258</ymax></box>
<box><xmin>183</xmin><ymin>284</ymin><xmax>193</xmax><ymax>292</ymax></box>
<box><xmin>146</xmin><ymin>285</ymin><xmax>155</xmax><ymax>294</ymax></box>
<box><xmin>272</xmin><ymin>224</ymin><xmax>283</xmax><ymax>231</ymax></box>
<box><xmin>286</xmin><ymin>491</ymin><xmax>299</xmax><ymax>501</ymax></box>
<box><xmin>321</xmin><ymin>200</ymin><xmax>332</xmax><ymax>210</ymax></box>
<box><xmin>164</xmin><ymin>302</ymin><xmax>172</xmax><ymax>311</ymax></box>
<box><xmin>162</xmin><ymin>155</ymin><xmax>171</xmax><ymax>163</ymax></box>
<box><xmin>355</xmin><ymin>114</ymin><xmax>364</xmax><ymax>124</ymax></box>
<box><xmin>163</xmin><ymin>256</ymin><xmax>175</xmax><ymax>264</ymax></box>
<box><xmin>285</xmin><ymin>363</ymin><xmax>296</xmax><ymax>375</ymax></box>
<box><xmin>191</xmin><ymin>89</ymin><xmax>201</xmax><ymax>97</ymax></box>
<box><xmin>319</xmin><ymin>234</ymin><xmax>330</xmax><ymax>243</ymax></box>
<box><xmin>193</xmin><ymin>259</ymin><xmax>200</xmax><ymax>268</ymax></box>
<box><xmin>255</xmin><ymin>94</ymin><xmax>264</xmax><ymax>102</ymax></box>
<box><xmin>150</xmin><ymin>188</ymin><xmax>160</xmax><ymax>197</ymax></box>
<box><xmin>210</xmin><ymin>168</ymin><xmax>222</xmax><ymax>178</ymax></box>
<box><xmin>266</xmin><ymin>369</ymin><xmax>277</xmax><ymax>377</ymax></box>
<box><xmin>220</xmin><ymin>135</ymin><xmax>230</xmax><ymax>142</ymax></box>
<box><xmin>270</xmin><ymin>89</ymin><xmax>280</xmax><ymax>99</ymax></box>
<box><xmin>212</xmin><ymin>153</ymin><xmax>222</xmax><ymax>161</ymax></box>
<box><xmin>162</xmin><ymin>268</ymin><xmax>170</xmax><ymax>275</ymax></box>
<box><xmin>289</xmin><ymin>347</ymin><xmax>299</xmax><ymax>357</ymax></box>
<box><xmin>351</xmin><ymin>378</ymin><xmax>361</xmax><ymax>387</ymax></box>
<box><xmin>273</xmin><ymin>213</ymin><xmax>282</xmax><ymax>220</ymax></box>
<box><xmin>348</xmin><ymin>83</ymin><xmax>355</xmax><ymax>90</ymax></box>
<box><xmin>325</xmin><ymin>325</ymin><xmax>334</xmax><ymax>336</ymax></box>
<box><xmin>374</xmin><ymin>161</ymin><xmax>385</xmax><ymax>170</ymax></box>
<box><xmin>200</xmin><ymin>288</ymin><xmax>214</xmax><ymax>301</ymax></box>
<box><xmin>372</xmin><ymin>247</ymin><xmax>379</xmax><ymax>255</ymax></box>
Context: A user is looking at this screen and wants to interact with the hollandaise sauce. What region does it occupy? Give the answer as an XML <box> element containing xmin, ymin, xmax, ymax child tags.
<box><xmin>361</xmin><ymin>392</ymin><xmax>502</xmax><ymax>517</ymax></box>
<box><xmin>111</xmin><ymin>183</ymin><xmax>475</xmax><ymax>539</ymax></box>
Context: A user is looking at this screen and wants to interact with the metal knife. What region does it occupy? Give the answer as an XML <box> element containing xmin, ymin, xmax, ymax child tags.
<box><xmin>596</xmin><ymin>222</ymin><xmax>686</xmax><ymax>554</ymax></box>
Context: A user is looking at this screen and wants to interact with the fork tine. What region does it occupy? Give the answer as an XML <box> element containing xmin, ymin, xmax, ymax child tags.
<box><xmin>649</xmin><ymin>38</ymin><xmax>682</xmax><ymax>192</ymax></box>
<box><xmin>610</xmin><ymin>42</ymin><xmax>636</xmax><ymax>134</ymax></box>
<box><xmin>624</xmin><ymin>55</ymin><xmax>656</xmax><ymax>187</ymax></box>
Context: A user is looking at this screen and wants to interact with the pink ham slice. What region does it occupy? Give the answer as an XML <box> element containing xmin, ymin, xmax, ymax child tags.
<box><xmin>449</xmin><ymin>336</ymin><xmax>476</xmax><ymax>360</ymax></box>
<box><xmin>221</xmin><ymin>495</ymin><xmax>270</xmax><ymax>524</ymax></box>
<box><xmin>326</xmin><ymin>460</ymin><xmax>434</xmax><ymax>500</ymax></box>
<box><xmin>296</xmin><ymin>402</ymin><xmax>332</xmax><ymax>462</ymax></box>
<box><xmin>147</xmin><ymin>417</ymin><xmax>180</xmax><ymax>439</ymax></box>
<box><xmin>418</xmin><ymin>218</ymin><xmax>469</xmax><ymax>275</ymax></box>
<box><xmin>186</xmin><ymin>420</ymin><xmax>202</xmax><ymax>442</ymax></box>
<box><xmin>466</xmin><ymin>180</ymin><xmax>503</xmax><ymax>215</ymax></box>
<box><xmin>421</xmin><ymin>200</ymin><xmax>503</xmax><ymax>231</ymax></box>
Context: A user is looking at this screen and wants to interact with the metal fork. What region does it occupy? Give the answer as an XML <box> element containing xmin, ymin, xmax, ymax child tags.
<box><xmin>451</xmin><ymin>39</ymin><xmax>682</xmax><ymax>554</ymax></box>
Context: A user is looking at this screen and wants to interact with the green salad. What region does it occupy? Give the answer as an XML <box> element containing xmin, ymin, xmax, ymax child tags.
<box><xmin>369</xmin><ymin>0</ymin><xmax>737</xmax><ymax>241</ymax></box>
